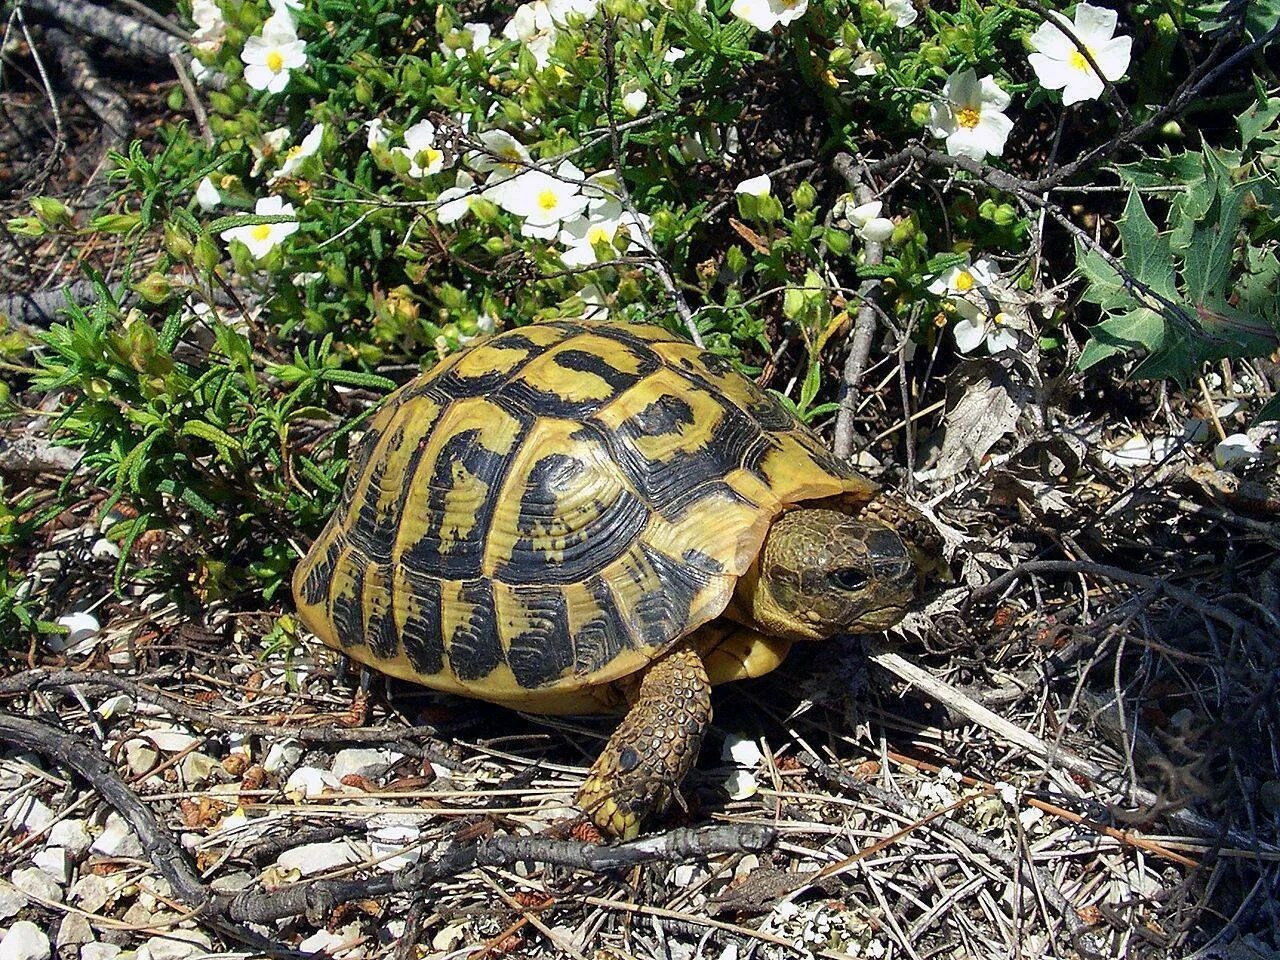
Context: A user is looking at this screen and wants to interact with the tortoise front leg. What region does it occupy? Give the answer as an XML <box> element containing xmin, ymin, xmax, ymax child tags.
<box><xmin>576</xmin><ymin>642</ymin><xmax>712</xmax><ymax>840</ymax></box>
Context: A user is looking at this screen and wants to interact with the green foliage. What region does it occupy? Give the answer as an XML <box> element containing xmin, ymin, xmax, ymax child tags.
<box><xmin>4</xmin><ymin>0</ymin><xmax>1275</xmax><ymax>635</ymax></box>
<box><xmin>1076</xmin><ymin>108</ymin><xmax>1280</xmax><ymax>383</ymax></box>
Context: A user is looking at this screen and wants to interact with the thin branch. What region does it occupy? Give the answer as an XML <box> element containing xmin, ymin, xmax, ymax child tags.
<box><xmin>19</xmin><ymin>0</ymin><xmax>184</xmax><ymax>60</ymax></box>
<box><xmin>831</xmin><ymin>152</ymin><xmax>885</xmax><ymax>460</ymax></box>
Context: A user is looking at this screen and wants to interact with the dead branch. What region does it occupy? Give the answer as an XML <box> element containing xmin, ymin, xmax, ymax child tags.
<box><xmin>831</xmin><ymin>152</ymin><xmax>886</xmax><ymax>460</ymax></box>
<box><xmin>0</xmin><ymin>713</ymin><xmax>287</xmax><ymax>954</ymax></box>
<box><xmin>0</xmin><ymin>668</ymin><xmax>459</xmax><ymax>763</ymax></box>
<box><xmin>0</xmin><ymin>280</ymin><xmax>109</xmax><ymax>327</ymax></box>
<box><xmin>219</xmin><ymin>823</ymin><xmax>776</xmax><ymax>925</ymax></box>
<box><xmin>19</xmin><ymin>0</ymin><xmax>184</xmax><ymax>61</ymax></box>
<box><xmin>0</xmin><ymin>434</ymin><xmax>82</xmax><ymax>475</ymax></box>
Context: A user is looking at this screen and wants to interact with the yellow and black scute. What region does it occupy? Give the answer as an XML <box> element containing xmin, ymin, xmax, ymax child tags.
<box><xmin>292</xmin><ymin>320</ymin><xmax>877</xmax><ymax>714</ymax></box>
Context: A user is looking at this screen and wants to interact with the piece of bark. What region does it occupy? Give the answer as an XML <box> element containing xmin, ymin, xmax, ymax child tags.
<box><xmin>22</xmin><ymin>0</ymin><xmax>184</xmax><ymax>61</ymax></box>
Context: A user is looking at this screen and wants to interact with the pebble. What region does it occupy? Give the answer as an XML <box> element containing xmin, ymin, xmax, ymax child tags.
<box><xmin>134</xmin><ymin>931</ymin><xmax>211</xmax><ymax>960</ymax></box>
<box><xmin>31</xmin><ymin>848</ymin><xmax>69</xmax><ymax>885</ymax></box>
<box><xmin>0</xmin><ymin>921</ymin><xmax>50</xmax><ymax>960</ymax></box>
<box><xmin>141</xmin><ymin>727</ymin><xmax>199</xmax><ymax>753</ymax></box>
<box><xmin>283</xmin><ymin>767</ymin><xmax>343</xmax><ymax>801</ymax></box>
<box><xmin>69</xmin><ymin>874</ymin><xmax>126</xmax><ymax>913</ymax></box>
<box><xmin>298</xmin><ymin>924</ymin><xmax>364</xmax><ymax>957</ymax></box>
<box><xmin>276</xmin><ymin>840</ymin><xmax>364</xmax><ymax>876</ymax></box>
<box><xmin>262</xmin><ymin>740</ymin><xmax>302</xmax><ymax>774</ymax></box>
<box><xmin>49</xmin><ymin>612</ymin><xmax>100</xmax><ymax>653</ymax></box>
<box><xmin>209</xmin><ymin>872</ymin><xmax>254</xmax><ymax>895</ymax></box>
<box><xmin>90</xmin><ymin>814</ymin><xmax>144</xmax><ymax>859</ymax></box>
<box><xmin>90</xmin><ymin>539</ymin><xmax>121</xmax><ymax>561</ymax></box>
<box><xmin>45</xmin><ymin>819</ymin><xmax>92</xmax><ymax>857</ymax></box>
<box><xmin>331</xmin><ymin>748</ymin><xmax>402</xmax><ymax>780</ymax></box>
<box><xmin>10</xmin><ymin>867</ymin><xmax>63</xmax><ymax>904</ymax></box>
<box><xmin>367</xmin><ymin>824</ymin><xmax>421</xmax><ymax>872</ymax></box>
<box><xmin>0</xmin><ymin>887</ymin><xmax>25</xmax><ymax>922</ymax></box>
<box><xmin>5</xmin><ymin>797</ymin><xmax>53</xmax><ymax>834</ymax></box>
<box><xmin>54</xmin><ymin>915</ymin><xmax>93</xmax><ymax>950</ymax></box>
<box><xmin>80</xmin><ymin>944</ymin><xmax>122</xmax><ymax>960</ymax></box>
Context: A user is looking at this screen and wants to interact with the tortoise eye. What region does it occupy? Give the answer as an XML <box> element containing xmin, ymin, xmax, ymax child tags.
<box><xmin>828</xmin><ymin>567</ymin><xmax>870</xmax><ymax>592</ymax></box>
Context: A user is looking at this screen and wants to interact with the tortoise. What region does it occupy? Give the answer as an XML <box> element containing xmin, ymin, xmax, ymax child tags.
<box><xmin>293</xmin><ymin>319</ymin><xmax>929</xmax><ymax>840</ymax></box>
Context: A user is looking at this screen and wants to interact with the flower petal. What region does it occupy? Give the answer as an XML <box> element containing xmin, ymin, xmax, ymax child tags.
<box><xmin>1061</xmin><ymin>70</ymin><xmax>1105</xmax><ymax>105</ymax></box>
<box><xmin>1027</xmin><ymin>20</ymin><xmax>1073</xmax><ymax>59</ymax></box>
<box><xmin>1027</xmin><ymin>52</ymin><xmax>1074</xmax><ymax>90</ymax></box>
<box><xmin>953</xmin><ymin>314</ymin><xmax>987</xmax><ymax>353</ymax></box>
<box><xmin>1093</xmin><ymin>35</ymin><xmax>1133</xmax><ymax>80</ymax></box>
<box><xmin>1072</xmin><ymin>2</ymin><xmax>1119</xmax><ymax>43</ymax></box>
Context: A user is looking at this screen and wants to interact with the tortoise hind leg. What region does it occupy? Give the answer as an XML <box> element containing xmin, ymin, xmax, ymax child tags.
<box><xmin>576</xmin><ymin>642</ymin><xmax>711</xmax><ymax>840</ymax></box>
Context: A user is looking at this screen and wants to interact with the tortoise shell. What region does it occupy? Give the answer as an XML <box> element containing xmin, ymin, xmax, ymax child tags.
<box><xmin>292</xmin><ymin>320</ymin><xmax>878</xmax><ymax>711</ymax></box>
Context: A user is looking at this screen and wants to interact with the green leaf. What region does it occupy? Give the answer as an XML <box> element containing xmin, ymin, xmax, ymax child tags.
<box><xmin>1118</xmin><ymin>189</ymin><xmax>1177</xmax><ymax>302</ymax></box>
<box><xmin>319</xmin><ymin>368</ymin><xmax>397</xmax><ymax>391</ymax></box>
<box><xmin>181</xmin><ymin>419</ymin><xmax>243</xmax><ymax>452</ymax></box>
<box><xmin>1077</xmin><ymin>307</ymin><xmax>1168</xmax><ymax>371</ymax></box>
<box><xmin>1238</xmin><ymin>96</ymin><xmax>1280</xmax><ymax>147</ymax></box>
<box><xmin>1075</xmin><ymin>243</ymin><xmax>1135</xmax><ymax>312</ymax></box>
<box><xmin>1183</xmin><ymin>185</ymin><xmax>1242</xmax><ymax>304</ymax></box>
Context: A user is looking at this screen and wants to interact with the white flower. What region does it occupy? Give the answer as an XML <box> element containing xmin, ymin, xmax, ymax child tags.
<box><xmin>270</xmin><ymin>123</ymin><xmax>324</xmax><ymax>183</ymax></box>
<box><xmin>734</xmin><ymin>174</ymin><xmax>772</xmax><ymax>197</ymax></box>
<box><xmin>882</xmin><ymin>0</ymin><xmax>916</xmax><ymax>26</ymax></box>
<box><xmin>723</xmin><ymin>768</ymin><xmax>759</xmax><ymax>800</ymax></box>
<box><xmin>190</xmin><ymin>0</ymin><xmax>225</xmax><ymax>52</ymax></box>
<box><xmin>1215</xmin><ymin>433</ymin><xmax>1262</xmax><ymax>467</ymax></box>
<box><xmin>190</xmin><ymin>57</ymin><xmax>214</xmax><ymax>85</ymax></box>
<box><xmin>927</xmin><ymin>68</ymin><xmax>1013</xmax><ymax>161</ymax></box>
<box><xmin>621</xmin><ymin>80</ymin><xmax>648</xmax><ymax>117</ymax></box>
<box><xmin>365</xmin><ymin>118</ymin><xmax>389</xmax><ymax>150</ymax></box>
<box><xmin>952</xmin><ymin>302</ymin><xmax>1018</xmax><ymax>354</ymax></box>
<box><xmin>270</xmin><ymin>0</ymin><xmax>302</xmax><ymax>11</ymax></box>
<box><xmin>582</xmin><ymin>168</ymin><xmax>622</xmax><ymax>209</ymax></box>
<box><xmin>241</xmin><ymin>11</ymin><xmax>306</xmax><ymax>94</ymax></box>
<box><xmin>492</xmin><ymin>159</ymin><xmax>590</xmax><ymax>238</ymax></box>
<box><xmin>195</xmin><ymin>176</ymin><xmax>221</xmax><ymax>211</ymax></box>
<box><xmin>1028</xmin><ymin>2</ymin><xmax>1132</xmax><ymax>106</ymax></box>
<box><xmin>848</xmin><ymin>200</ymin><xmax>894</xmax><ymax>242</ymax></box>
<box><xmin>220</xmin><ymin>195</ymin><xmax>299</xmax><ymax>259</ymax></box>
<box><xmin>467</xmin><ymin>129</ymin><xmax>532</xmax><ymax>182</ymax></box>
<box><xmin>435</xmin><ymin>171</ymin><xmax>482</xmax><ymax>224</ymax></box>
<box><xmin>250</xmin><ymin>126</ymin><xmax>291</xmax><ymax>176</ymax></box>
<box><xmin>548</xmin><ymin>0</ymin><xmax>599</xmax><ymax>24</ymax></box>
<box><xmin>441</xmin><ymin>21</ymin><xmax>491</xmax><ymax>57</ymax></box>
<box><xmin>927</xmin><ymin>257</ymin><xmax>998</xmax><ymax>297</ymax></box>
<box><xmin>395</xmin><ymin>120</ymin><xmax>448</xmax><ymax>178</ymax></box>
<box><xmin>558</xmin><ymin>201</ymin><xmax>650</xmax><ymax>266</ymax></box>
<box><xmin>502</xmin><ymin>0</ymin><xmax>557</xmax><ymax>69</ymax></box>
<box><xmin>730</xmin><ymin>0</ymin><xmax>807</xmax><ymax>31</ymax></box>
<box><xmin>720</xmin><ymin>733</ymin><xmax>764</xmax><ymax>767</ymax></box>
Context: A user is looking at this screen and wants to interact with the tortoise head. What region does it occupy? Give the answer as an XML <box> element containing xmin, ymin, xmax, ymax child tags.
<box><xmin>741</xmin><ymin>508</ymin><xmax>917</xmax><ymax>640</ymax></box>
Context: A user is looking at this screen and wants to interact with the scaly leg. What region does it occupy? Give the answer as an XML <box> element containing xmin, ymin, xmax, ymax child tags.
<box><xmin>576</xmin><ymin>643</ymin><xmax>712</xmax><ymax>840</ymax></box>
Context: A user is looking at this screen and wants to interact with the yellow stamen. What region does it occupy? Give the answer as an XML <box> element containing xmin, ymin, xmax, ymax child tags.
<box><xmin>266</xmin><ymin>50</ymin><xmax>284</xmax><ymax>72</ymax></box>
<box><xmin>251</xmin><ymin>224</ymin><xmax>273</xmax><ymax>241</ymax></box>
<box><xmin>954</xmin><ymin>270</ymin><xmax>975</xmax><ymax>292</ymax></box>
<box><xmin>537</xmin><ymin>189</ymin><xmax>559</xmax><ymax>211</ymax></box>
<box><xmin>956</xmin><ymin>106</ymin><xmax>981</xmax><ymax>129</ymax></box>
<box><xmin>587</xmin><ymin>225</ymin><xmax>610</xmax><ymax>244</ymax></box>
<box><xmin>1069</xmin><ymin>48</ymin><xmax>1093</xmax><ymax>71</ymax></box>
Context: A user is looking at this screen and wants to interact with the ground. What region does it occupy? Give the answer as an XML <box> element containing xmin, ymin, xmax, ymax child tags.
<box><xmin>2</xmin><ymin>5</ymin><xmax>1280</xmax><ymax>960</ymax></box>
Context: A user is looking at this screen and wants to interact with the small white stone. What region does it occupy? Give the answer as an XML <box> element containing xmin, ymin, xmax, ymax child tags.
<box><xmin>45</xmin><ymin>819</ymin><xmax>92</xmax><ymax>857</ymax></box>
<box><xmin>367</xmin><ymin>824</ymin><xmax>421</xmax><ymax>872</ymax></box>
<box><xmin>69</xmin><ymin>874</ymin><xmax>124</xmax><ymax>913</ymax></box>
<box><xmin>6</xmin><ymin>797</ymin><xmax>54</xmax><ymax>833</ymax></box>
<box><xmin>0</xmin><ymin>887</ymin><xmax>25</xmax><ymax>922</ymax></box>
<box><xmin>298</xmin><ymin>923</ymin><xmax>365</xmax><ymax>957</ymax></box>
<box><xmin>262</xmin><ymin>740</ymin><xmax>302</xmax><ymax>774</ymax></box>
<box><xmin>331</xmin><ymin>748</ymin><xmax>402</xmax><ymax>780</ymax></box>
<box><xmin>79</xmin><ymin>944</ymin><xmax>121</xmax><ymax>960</ymax></box>
<box><xmin>31</xmin><ymin>847</ymin><xmax>69</xmax><ymax>885</ymax></box>
<box><xmin>720</xmin><ymin>734</ymin><xmax>763</xmax><ymax>768</ymax></box>
<box><xmin>54</xmin><ymin>914</ymin><xmax>93</xmax><ymax>949</ymax></box>
<box><xmin>10</xmin><ymin>867</ymin><xmax>63</xmax><ymax>904</ymax></box>
<box><xmin>0</xmin><ymin>920</ymin><xmax>50</xmax><ymax>960</ymax></box>
<box><xmin>90</xmin><ymin>539</ymin><xmax>121</xmax><ymax>561</ymax></box>
<box><xmin>90</xmin><ymin>813</ymin><xmax>144</xmax><ymax>858</ymax></box>
<box><xmin>134</xmin><ymin>931</ymin><xmax>211</xmax><ymax>960</ymax></box>
<box><xmin>283</xmin><ymin>766</ymin><xmax>343</xmax><ymax>801</ymax></box>
<box><xmin>275</xmin><ymin>840</ymin><xmax>364</xmax><ymax>876</ymax></box>
<box><xmin>142</xmin><ymin>727</ymin><xmax>199</xmax><ymax>752</ymax></box>
<box><xmin>209</xmin><ymin>872</ymin><xmax>254</xmax><ymax>895</ymax></box>
<box><xmin>55</xmin><ymin>611</ymin><xmax>99</xmax><ymax>639</ymax></box>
